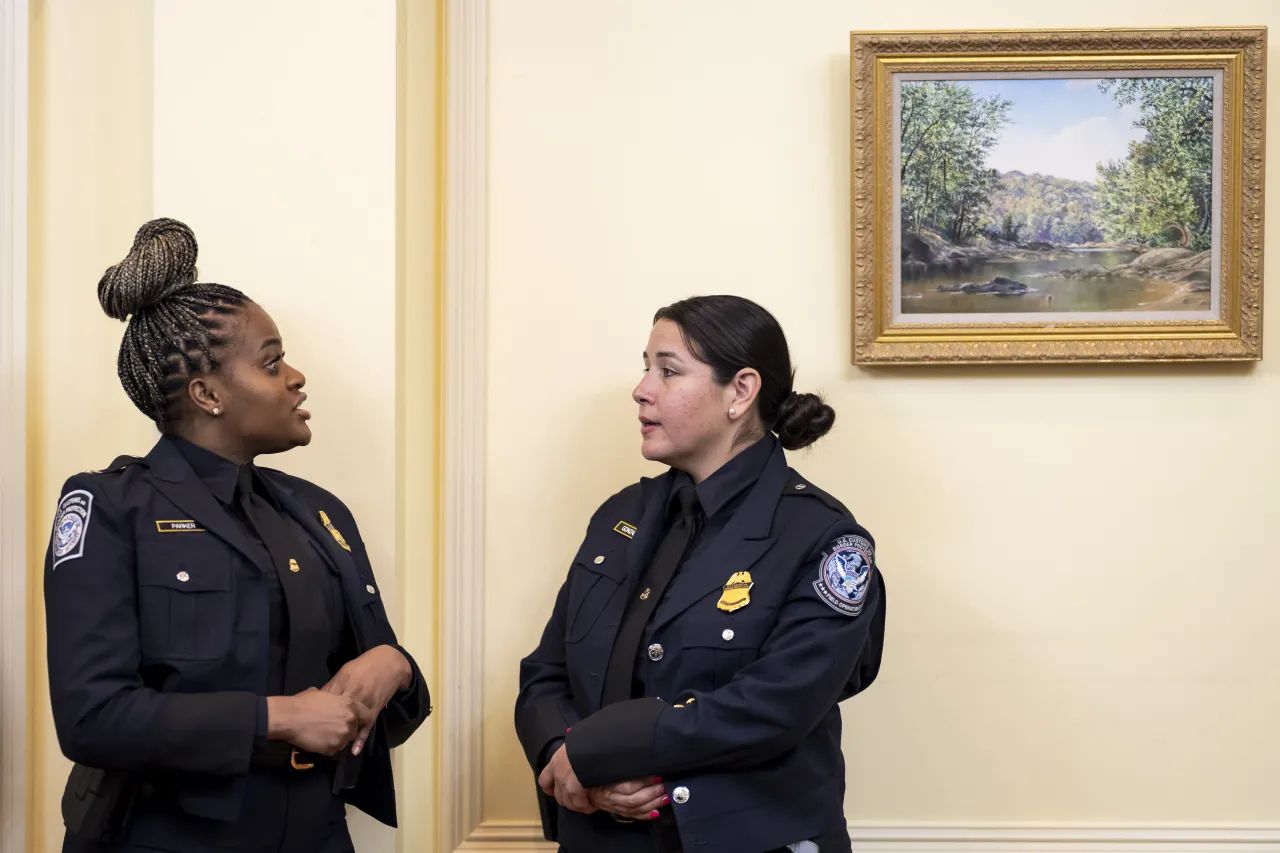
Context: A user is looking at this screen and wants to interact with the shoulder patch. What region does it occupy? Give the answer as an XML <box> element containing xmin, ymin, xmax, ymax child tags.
<box><xmin>52</xmin><ymin>490</ymin><xmax>94</xmax><ymax>568</ymax></box>
<box><xmin>814</xmin><ymin>534</ymin><xmax>872</xmax><ymax>617</ymax></box>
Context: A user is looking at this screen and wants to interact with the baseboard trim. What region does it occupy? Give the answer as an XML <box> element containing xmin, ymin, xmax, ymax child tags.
<box><xmin>451</xmin><ymin>821</ymin><xmax>1280</xmax><ymax>853</ymax></box>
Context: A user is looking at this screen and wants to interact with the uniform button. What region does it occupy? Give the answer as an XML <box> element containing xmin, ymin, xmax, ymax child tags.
<box><xmin>289</xmin><ymin>559</ymin><xmax>301</xmax><ymax>573</ymax></box>
<box><xmin>594</xmin><ymin>555</ymin><xmax>605</xmax><ymax>564</ymax></box>
<box><xmin>722</xmin><ymin>629</ymin><xmax>734</xmax><ymax>641</ymax></box>
<box><xmin>672</xmin><ymin>786</ymin><xmax>690</xmax><ymax>804</ymax></box>
<box><xmin>647</xmin><ymin>643</ymin><xmax>664</xmax><ymax>661</ymax></box>
<box><xmin>366</xmin><ymin>584</ymin><xmax>377</xmax><ymax>595</ymax></box>
<box><xmin>176</xmin><ymin>571</ymin><xmax>190</xmax><ymax>583</ymax></box>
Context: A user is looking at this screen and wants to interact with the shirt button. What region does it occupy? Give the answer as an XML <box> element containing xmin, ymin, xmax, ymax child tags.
<box><xmin>722</xmin><ymin>629</ymin><xmax>734</xmax><ymax>641</ymax></box>
<box><xmin>647</xmin><ymin>643</ymin><xmax>664</xmax><ymax>661</ymax></box>
<box><xmin>672</xmin><ymin>786</ymin><xmax>690</xmax><ymax>804</ymax></box>
<box><xmin>594</xmin><ymin>555</ymin><xmax>605</xmax><ymax>565</ymax></box>
<box><xmin>366</xmin><ymin>584</ymin><xmax>377</xmax><ymax>595</ymax></box>
<box><xmin>176</xmin><ymin>571</ymin><xmax>190</xmax><ymax>583</ymax></box>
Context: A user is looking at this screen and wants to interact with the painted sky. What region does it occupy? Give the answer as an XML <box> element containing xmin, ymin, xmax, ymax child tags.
<box><xmin>910</xmin><ymin>77</ymin><xmax>1210</xmax><ymax>183</ymax></box>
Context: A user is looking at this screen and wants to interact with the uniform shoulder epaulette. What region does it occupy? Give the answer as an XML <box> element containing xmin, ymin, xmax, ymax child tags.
<box><xmin>89</xmin><ymin>455</ymin><xmax>148</xmax><ymax>475</ymax></box>
<box><xmin>783</xmin><ymin>470</ymin><xmax>851</xmax><ymax>516</ymax></box>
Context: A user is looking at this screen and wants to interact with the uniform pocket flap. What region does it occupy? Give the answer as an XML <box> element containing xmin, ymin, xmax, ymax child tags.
<box><xmin>137</xmin><ymin>559</ymin><xmax>232</xmax><ymax>592</ymax></box>
<box><xmin>679</xmin><ymin>617</ymin><xmax>773</xmax><ymax>650</ymax></box>
<box><xmin>573</xmin><ymin>550</ymin><xmax>628</xmax><ymax>583</ymax></box>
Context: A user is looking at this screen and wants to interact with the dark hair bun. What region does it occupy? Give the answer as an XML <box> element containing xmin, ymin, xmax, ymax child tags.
<box><xmin>97</xmin><ymin>218</ymin><xmax>199</xmax><ymax>321</ymax></box>
<box><xmin>773</xmin><ymin>391</ymin><xmax>835</xmax><ymax>450</ymax></box>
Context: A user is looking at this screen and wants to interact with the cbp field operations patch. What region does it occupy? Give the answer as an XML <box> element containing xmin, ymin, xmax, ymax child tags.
<box><xmin>814</xmin><ymin>534</ymin><xmax>872</xmax><ymax>617</ymax></box>
<box><xmin>53</xmin><ymin>490</ymin><xmax>94</xmax><ymax>568</ymax></box>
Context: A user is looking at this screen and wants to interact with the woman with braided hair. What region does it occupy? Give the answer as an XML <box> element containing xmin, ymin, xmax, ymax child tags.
<box><xmin>44</xmin><ymin>219</ymin><xmax>430</xmax><ymax>853</ymax></box>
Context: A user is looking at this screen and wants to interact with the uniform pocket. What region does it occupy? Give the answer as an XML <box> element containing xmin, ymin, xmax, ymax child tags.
<box><xmin>563</xmin><ymin>554</ymin><xmax>628</xmax><ymax>644</ymax></box>
<box><xmin>136</xmin><ymin>553</ymin><xmax>234</xmax><ymax>662</ymax></box>
<box><xmin>678</xmin><ymin>617</ymin><xmax>775</xmax><ymax>689</ymax></box>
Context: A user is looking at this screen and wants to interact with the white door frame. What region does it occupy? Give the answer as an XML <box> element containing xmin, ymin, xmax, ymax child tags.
<box><xmin>0</xmin><ymin>0</ymin><xmax>29</xmax><ymax>850</ymax></box>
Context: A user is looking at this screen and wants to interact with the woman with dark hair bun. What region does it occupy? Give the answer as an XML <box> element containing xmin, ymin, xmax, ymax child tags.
<box><xmin>515</xmin><ymin>295</ymin><xmax>887</xmax><ymax>853</ymax></box>
<box><xmin>44</xmin><ymin>219</ymin><xmax>430</xmax><ymax>853</ymax></box>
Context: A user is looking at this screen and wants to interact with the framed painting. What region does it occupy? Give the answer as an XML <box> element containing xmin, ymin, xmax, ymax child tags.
<box><xmin>849</xmin><ymin>27</ymin><xmax>1266</xmax><ymax>364</ymax></box>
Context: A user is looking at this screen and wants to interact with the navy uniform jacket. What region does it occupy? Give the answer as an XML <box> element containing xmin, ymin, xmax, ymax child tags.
<box><xmin>44</xmin><ymin>437</ymin><xmax>430</xmax><ymax>829</ymax></box>
<box><xmin>514</xmin><ymin>439</ymin><xmax>886</xmax><ymax>853</ymax></box>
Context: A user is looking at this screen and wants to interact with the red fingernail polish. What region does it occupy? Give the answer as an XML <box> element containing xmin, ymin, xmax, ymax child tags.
<box><xmin>649</xmin><ymin>810</ymin><xmax>660</xmax><ymax>819</ymax></box>
<box><xmin>653</xmin><ymin>776</ymin><xmax>662</xmax><ymax>783</ymax></box>
<box><xmin>662</xmin><ymin>796</ymin><xmax>670</xmax><ymax>805</ymax></box>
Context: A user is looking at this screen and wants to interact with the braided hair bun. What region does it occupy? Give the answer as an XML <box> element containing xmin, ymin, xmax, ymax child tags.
<box><xmin>99</xmin><ymin>218</ymin><xmax>249</xmax><ymax>429</ymax></box>
<box><xmin>98</xmin><ymin>218</ymin><xmax>200</xmax><ymax>321</ymax></box>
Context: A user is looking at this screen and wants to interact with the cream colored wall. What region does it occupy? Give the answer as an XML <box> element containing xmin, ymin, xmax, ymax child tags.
<box><xmin>27</xmin><ymin>2</ymin><xmax>438</xmax><ymax>852</ymax></box>
<box><xmin>484</xmin><ymin>0</ymin><xmax>1280</xmax><ymax>831</ymax></box>
<box><xmin>28</xmin><ymin>5</ymin><xmax>157</xmax><ymax>850</ymax></box>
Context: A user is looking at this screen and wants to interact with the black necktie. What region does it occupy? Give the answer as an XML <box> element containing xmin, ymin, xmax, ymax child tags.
<box><xmin>601</xmin><ymin>483</ymin><xmax>703</xmax><ymax>706</ymax></box>
<box><xmin>236</xmin><ymin>466</ymin><xmax>331</xmax><ymax>695</ymax></box>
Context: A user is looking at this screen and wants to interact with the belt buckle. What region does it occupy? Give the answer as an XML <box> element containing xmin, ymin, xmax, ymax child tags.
<box><xmin>289</xmin><ymin>748</ymin><xmax>316</xmax><ymax>771</ymax></box>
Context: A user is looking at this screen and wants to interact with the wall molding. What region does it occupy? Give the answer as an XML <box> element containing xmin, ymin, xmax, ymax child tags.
<box><xmin>453</xmin><ymin>821</ymin><xmax>1280</xmax><ymax>853</ymax></box>
<box><xmin>439</xmin><ymin>0</ymin><xmax>488</xmax><ymax>850</ymax></box>
<box><xmin>0</xmin><ymin>1</ymin><xmax>28</xmax><ymax>851</ymax></box>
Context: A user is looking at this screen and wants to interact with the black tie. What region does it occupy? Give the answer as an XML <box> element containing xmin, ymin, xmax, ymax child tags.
<box><xmin>236</xmin><ymin>466</ymin><xmax>331</xmax><ymax>695</ymax></box>
<box><xmin>601</xmin><ymin>483</ymin><xmax>703</xmax><ymax>706</ymax></box>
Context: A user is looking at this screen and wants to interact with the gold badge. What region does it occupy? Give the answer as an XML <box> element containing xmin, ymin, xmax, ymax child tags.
<box><xmin>613</xmin><ymin>520</ymin><xmax>638</xmax><ymax>539</ymax></box>
<box><xmin>319</xmin><ymin>511</ymin><xmax>352</xmax><ymax>552</ymax></box>
<box><xmin>716</xmin><ymin>571</ymin><xmax>754</xmax><ymax>612</ymax></box>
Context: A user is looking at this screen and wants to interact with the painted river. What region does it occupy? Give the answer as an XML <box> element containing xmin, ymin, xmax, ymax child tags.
<box><xmin>900</xmin><ymin>249</ymin><xmax>1204</xmax><ymax>314</ymax></box>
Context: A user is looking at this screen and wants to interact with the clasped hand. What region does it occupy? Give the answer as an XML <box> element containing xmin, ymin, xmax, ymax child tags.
<box><xmin>270</xmin><ymin>644</ymin><xmax>411</xmax><ymax>757</ymax></box>
<box><xmin>537</xmin><ymin>744</ymin><xmax>668</xmax><ymax>820</ymax></box>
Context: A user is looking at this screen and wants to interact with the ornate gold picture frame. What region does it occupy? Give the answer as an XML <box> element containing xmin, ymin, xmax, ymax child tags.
<box><xmin>850</xmin><ymin>27</ymin><xmax>1266</xmax><ymax>365</ymax></box>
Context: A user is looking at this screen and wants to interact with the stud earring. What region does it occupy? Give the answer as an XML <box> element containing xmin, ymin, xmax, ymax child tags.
<box><xmin>212</xmin><ymin>408</ymin><xmax>221</xmax><ymax>416</ymax></box>
<box><xmin>728</xmin><ymin>408</ymin><xmax>736</xmax><ymax>417</ymax></box>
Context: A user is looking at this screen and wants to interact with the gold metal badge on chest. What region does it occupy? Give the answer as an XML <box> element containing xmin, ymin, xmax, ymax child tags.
<box><xmin>319</xmin><ymin>511</ymin><xmax>352</xmax><ymax>552</ymax></box>
<box><xmin>716</xmin><ymin>571</ymin><xmax>754</xmax><ymax>612</ymax></box>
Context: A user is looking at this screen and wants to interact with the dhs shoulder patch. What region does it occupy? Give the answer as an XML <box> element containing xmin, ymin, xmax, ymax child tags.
<box><xmin>52</xmin><ymin>490</ymin><xmax>94</xmax><ymax>568</ymax></box>
<box><xmin>814</xmin><ymin>534</ymin><xmax>872</xmax><ymax>617</ymax></box>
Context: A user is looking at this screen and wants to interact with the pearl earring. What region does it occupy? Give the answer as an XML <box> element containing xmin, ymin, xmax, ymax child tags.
<box><xmin>728</xmin><ymin>408</ymin><xmax>736</xmax><ymax>417</ymax></box>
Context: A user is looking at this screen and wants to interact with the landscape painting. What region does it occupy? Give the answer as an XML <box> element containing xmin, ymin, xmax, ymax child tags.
<box><xmin>851</xmin><ymin>28</ymin><xmax>1264</xmax><ymax>364</ymax></box>
<box><xmin>897</xmin><ymin>72</ymin><xmax>1219</xmax><ymax>319</ymax></box>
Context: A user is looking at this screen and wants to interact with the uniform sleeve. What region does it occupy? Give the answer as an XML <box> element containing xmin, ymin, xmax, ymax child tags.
<box><xmin>565</xmin><ymin>518</ymin><xmax>885</xmax><ymax>787</ymax></box>
<box><xmin>341</xmin><ymin>512</ymin><xmax>431</xmax><ymax>749</ymax></box>
<box><xmin>383</xmin><ymin>641</ymin><xmax>429</xmax><ymax>747</ymax></box>
<box><xmin>44</xmin><ymin>476</ymin><xmax>260</xmax><ymax>776</ymax></box>
<box><xmin>513</xmin><ymin>565</ymin><xmax>587</xmax><ymax>842</ymax></box>
<box><xmin>514</xmin><ymin>569</ymin><xmax>585</xmax><ymax>771</ymax></box>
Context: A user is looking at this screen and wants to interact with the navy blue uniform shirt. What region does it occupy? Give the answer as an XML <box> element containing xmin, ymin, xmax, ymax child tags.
<box><xmin>43</xmin><ymin>436</ymin><xmax>431</xmax><ymax>839</ymax></box>
<box><xmin>515</xmin><ymin>436</ymin><xmax>886</xmax><ymax>853</ymax></box>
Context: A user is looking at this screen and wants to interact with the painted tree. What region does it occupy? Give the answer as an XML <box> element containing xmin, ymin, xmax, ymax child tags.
<box><xmin>1094</xmin><ymin>77</ymin><xmax>1214</xmax><ymax>249</ymax></box>
<box><xmin>900</xmin><ymin>82</ymin><xmax>1011</xmax><ymax>243</ymax></box>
